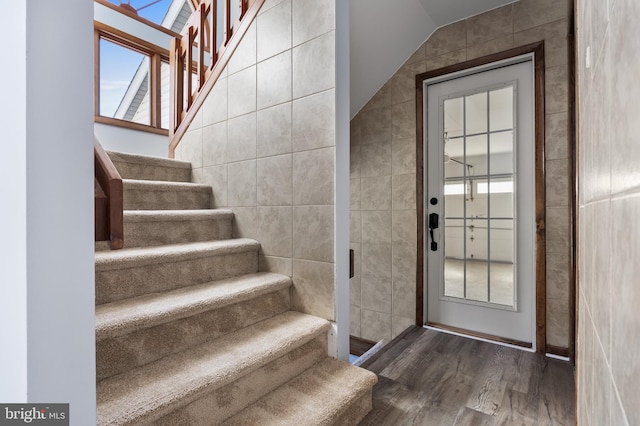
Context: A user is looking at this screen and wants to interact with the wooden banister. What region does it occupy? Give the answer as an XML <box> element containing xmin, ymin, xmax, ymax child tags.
<box><xmin>94</xmin><ymin>138</ymin><xmax>123</xmax><ymax>250</ymax></box>
<box><xmin>168</xmin><ymin>0</ymin><xmax>265</xmax><ymax>157</ymax></box>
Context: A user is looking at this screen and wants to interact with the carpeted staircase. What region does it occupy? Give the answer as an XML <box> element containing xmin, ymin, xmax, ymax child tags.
<box><xmin>95</xmin><ymin>151</ymin><xmax>377</xmax><ymax>425</ymax></box>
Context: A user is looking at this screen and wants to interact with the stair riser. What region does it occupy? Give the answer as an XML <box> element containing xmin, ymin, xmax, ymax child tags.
<box><xmin>154</xmin><ymin>337</ymin><xmax>328</xmax><ymax>426</ymax></box>
<box><xmin>96</xmin><ymin>251</ymin><xmax>258</xmax><ymax>305</ymax></box>
<box><xmin>331</xmin><ymin>389</ymin><xmax>374</xmax><ymax>426</ymax></box>
<box><xmin>97</xmin><ymin>288</ymin><xmax>290</xmax><ymax>381</ymax></box>
<box><xmin>123</xmin><ymin>188</ymin><xmax>211</xmax><ymax>210</ymax></box>
<box><xmin>111</xmin><ymin>161</ymin><xmax>191</xmax><ymax>182</ymax></box>
<box><xmin>121</xmin><ymin>218</ymin><xmax>232</xmax><ymax>248</ymax></box>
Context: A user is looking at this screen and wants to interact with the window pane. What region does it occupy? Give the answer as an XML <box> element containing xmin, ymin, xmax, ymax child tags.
<box><xmin>490</xmin><ymin>131</ymin><xmax>514</xmax><ymax>175</ymax></box>
<box><xmin>490</xmin><ymin>86</ymin><xmax>513</xmax><ymax>131</ymax></box>
<box><xmin>161</xmin><ymin>61</ymin><xmax>170</xmax><ymax>129</ymax></box>
<box><xmin>99</xmin><ymin>39</ymin><xmax>150</xmax><ymax>126</ymax></box>
<box><xmin>444</xmin><ymin>97</ymin><xmax>464</xmax><ymax>139</ymax></box>
<box><xmin>465</xmin><ymin>92</ymin><xmax>487</xmax><ymax>134</ymax></box>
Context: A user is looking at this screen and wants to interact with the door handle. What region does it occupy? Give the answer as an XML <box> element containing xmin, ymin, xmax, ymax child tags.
<box><xmin>429</xmin><ymin>213</ymin><xmax>439</xmax><ymax>251</ymax></box>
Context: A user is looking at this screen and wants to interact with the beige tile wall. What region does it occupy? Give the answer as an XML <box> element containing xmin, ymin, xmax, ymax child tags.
<box><xmin>175</xmin><ymin>0</ymin><xmax>338</xmax><ymax>321</ymax></box>
<box><xmin>577</xmin><ymin>0</ymin><xmax>639</xmax><ymax>424</ymax></box>
<box><xmin>350</xmin><ymin>0</ymin><xmax>574</xmax><ymax>347</ymax></box>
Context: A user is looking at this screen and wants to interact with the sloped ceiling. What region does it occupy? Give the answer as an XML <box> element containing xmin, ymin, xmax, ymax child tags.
<box><xmin>350</xmin><ymin>0</ymin><xmax>517</xmax><ymax>117</ymax></box>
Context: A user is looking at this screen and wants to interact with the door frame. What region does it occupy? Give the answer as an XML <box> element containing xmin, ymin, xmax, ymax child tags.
<box><xmin>415</xmin><ymin>42</ymin><xmax>547</xmax><ymax>353</ymax></box>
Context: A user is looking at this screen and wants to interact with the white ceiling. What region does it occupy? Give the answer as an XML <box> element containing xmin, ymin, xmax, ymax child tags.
<box><xmin>349</xmin><ymin>0</ymin><xmax>517</xmax><ymax>117</ymax></box>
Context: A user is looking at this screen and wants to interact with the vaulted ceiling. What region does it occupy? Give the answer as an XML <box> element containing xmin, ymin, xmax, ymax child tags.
<box><xmin>350</xmin><ymin>0</ymin><xmax>517</xmax><ymax>117</ymax></box>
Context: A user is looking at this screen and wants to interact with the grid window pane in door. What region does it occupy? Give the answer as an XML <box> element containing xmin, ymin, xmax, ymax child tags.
<box><xmin>442</xmin><ymin>84</ymin><xmax>516</xmax><ymax>309</ymax></box>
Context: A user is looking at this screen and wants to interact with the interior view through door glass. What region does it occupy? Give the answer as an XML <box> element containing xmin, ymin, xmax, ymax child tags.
<box><xmin>442</xmin><ymin>85</ymin><xmax>516</xmax><ymax>308</ymax></box>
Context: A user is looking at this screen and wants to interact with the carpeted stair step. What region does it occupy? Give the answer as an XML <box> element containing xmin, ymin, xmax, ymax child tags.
<box><xmin>95</xmin><ymin>239</ymin><xmax>260</xmax><ymax>304</ymax></box>
<box><xmin>123</xmin><ymin>179</ymin><xmax>212</xmax><ymax>210</ymax></box>
<box><xmin>223</xmin><ymin>357</ymin><xmax>378</xmax><ymax>426</ymax></box>
<box><xmin>107</xmin><ymin>151</ymin><xmax>191</xmax><ymax>182</ymax></box>
<box><xmin>96</xmin><ymin>312</ymin><xmax>331</xmax><ymax>426</ymax></box>
<box><xmin>95</xmin><ymin>209</ymin><xmax>234</xmax><ymax>251</ymax></box>
<box><xmin>95</xmin><ymin>272</ymin><xmax>292</xmax><ymax>380</ymax></box>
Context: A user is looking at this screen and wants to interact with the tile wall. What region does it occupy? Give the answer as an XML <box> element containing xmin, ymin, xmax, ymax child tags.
<box><xmin>350</xmin><ymin>0</ymin><xmax>574</xmax><ymax>347</ymax></box>
<box><xmin>576</xmin><ymin>0</ymin><xmax>639</xmax><ymax>424</ymax></box>
<box><xmin>175</xmin><ymin>0</ymin><xmax>338</xmax><ymax>321</ymax></box>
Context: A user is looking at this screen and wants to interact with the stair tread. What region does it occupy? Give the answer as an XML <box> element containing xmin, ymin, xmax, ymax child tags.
<box><xmin>95</xmin><ymin>239</ymin><xmax>260</xmax><ymax>270</ymax></box>
<box><xmin>123</xmin><ymin>209</ymin><xmax>234</xmax><ymax>222</ymax></box>
<box><xmin>223</xmin><ymin>358</ymin><xmax>378</xmax><ymax>426</ymax></box>
<box><xmin>107</xmin><ymin>151</ymin><xmax>191</xmax><ymax>169</ymax></box>
<box><xmin>97</xmin><ymin>312</ymin><xmax>330</xmax><ymax>426</ymax></box>
<box><xmin>96</xmin><ymin>272</ymin><xmax>291</xmax><ymax>341</ymax></box>
<box><xmin>123</xmin><ymin>179</ymin><xmax>210</xmax><ymax>190</ymax></box>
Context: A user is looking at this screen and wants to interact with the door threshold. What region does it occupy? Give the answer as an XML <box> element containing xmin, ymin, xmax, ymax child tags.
<box><xmin>424</xmin><ymin>322</ymin><xmax>535</xmax><ymax>352</ymax></box>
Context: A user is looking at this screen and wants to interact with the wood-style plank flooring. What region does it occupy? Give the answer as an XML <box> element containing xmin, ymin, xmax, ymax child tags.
<box><xmin>359</xmin><ymin>327</ymin><xmax>575</xmax><ymax>425</ymax></box>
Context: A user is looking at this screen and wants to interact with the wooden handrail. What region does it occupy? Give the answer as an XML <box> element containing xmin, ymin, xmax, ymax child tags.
<box><xmin>168</xmin><ymin>0</ymin><xmax>265</xmax><ymax>157</ymax></box>
<box><xmin>94</xmin><ymin>138</ymin><xmax>124</xmax><ymax>250</ymax></box>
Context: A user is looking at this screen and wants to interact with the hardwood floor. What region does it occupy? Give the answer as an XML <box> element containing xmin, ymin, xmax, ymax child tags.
<box><xmin>359</xmin><ymin>327</ymin><xmax>575</xmax><ymax>425</ymax></box>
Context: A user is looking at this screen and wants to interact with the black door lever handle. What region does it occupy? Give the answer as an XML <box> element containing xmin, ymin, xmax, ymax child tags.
<box><xmin>429</xmin><ymin>213</ymin><xmax>439</xmax><ymax>251</ymax></box>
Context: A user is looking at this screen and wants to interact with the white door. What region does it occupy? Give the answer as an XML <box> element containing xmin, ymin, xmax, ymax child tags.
<box><xmin>425</xmin><ymin>59</ymin><xmax>535</xmax><ymax>346</ymax></box>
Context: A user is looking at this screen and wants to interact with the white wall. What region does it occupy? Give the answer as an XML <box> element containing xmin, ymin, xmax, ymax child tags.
<box><xmin>0</xmin><ymin>1</ymin><xmax>96</xmax><ymax>422</ymax></box>
<box><xmin>95</xmin><ymin>123</ymin><xmax>169</xmax><ymax>157</ymax></box>
<box><xmin>0</xmin><ymin>1</ymin><xmax>28</xmax><ymax>403</ymax></box>
<box><xmin>335</xmin><ymin>0</ymin><xmax>350</xmax><ymax>360</ymax></box>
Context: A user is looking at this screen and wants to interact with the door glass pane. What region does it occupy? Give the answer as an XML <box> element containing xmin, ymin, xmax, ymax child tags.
<box><xmin>490</xmin><ymin>87</ymin><xmax>513</xmax><ymax>131</ymax></box>
<box><xmin>440</xmin><ymin>84</ymin><xmax>516</xmax><ymax>309</ymax></box>
<box><xmin>489</xmin><ymin>219</ymin><xmax>514</xmax><ymax>305</ymax></box>
<box><xmin>465</xmin><ymin>92</ymin><xmax>487</xmax><ymax>134</ymax></box>
<box><xmin>490</xmin><ymin>131</ymin><xmax>514</xmax><ymax>174</ymax></box>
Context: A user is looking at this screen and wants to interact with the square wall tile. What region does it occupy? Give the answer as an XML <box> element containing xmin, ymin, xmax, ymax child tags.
<box><xmin>259</xmin><ymin>255</ymin><xmax>292</xmax><ymax>275</ymax></box>
<box><xmin>547</xmin><ymin>298</ymin><xmax>569</xmax><ymax>347</ymax></box>
<box><xmin>292</xmin><ymin>31</ymin><xmax>335</xmax><ymax>99</ymax></box>
<box><xmin>392</xmin><ymin>174</ymin><xmax>416</xmax><ymax>210</ymax></box>
<box><xmin>426</xmin><ymin>20</ymin><xmax>466</xmax><ymax>58</ymax></box>
<box><xmin>227</xmin><ymin>65</ymin><xmax>257</xmax><ymax>118</ymax></box>
<box><xmin>392</xmin><ymin>210</ymin><xmax>417</xmax><ymax>246</ymax></box>
<box><xmin>257</xmin><ymin>154</ymin><xmax>292</xmax><ymax>206</ymax></box>
<box><xmin>203</xmin><ymin>121</ymin><xmax>227</xmax><ymax>167</ymax></box>
<box><xmin>357</xmin><ymin>106</ymin><xmax>391</xmax><ymax>145</ymax></box>
<box><xmin>292</xmin><ymin>89</ymin><xmax>335</xmax><ymax>152</ymax></box>
<box><xmin>231</xmin><ymin>206</ymin><xmax>257</xmax><ymax>239</ymax></box>
<box><xmin>292</xmin><ymin>147</ymin><xmax>334</xmax><ymax>205</ymax></box>
<box><xmin>176</xmin><ymin>129</ymin><xmax>203</xmax><ymax>168</ymax></box>
<box><xmin>392</xmin><ymin>137</ymin><xmax>417</xmax><ymax>176</ymax></box>
<box><xmin>361</xmin><ymin>309</ymin><xmax>392</xmax><ymax>342</ymax></box>
<box><xmin>545</xmin><ymin>65</ymin><xmax>569</xmax><ymax>114</ymax></box>
<box><xmin>292</xmin><ymin>0</ymin><xmax>335</xmax><ymax>46</ymax></box>
<box><xmin>292</xmin><ymin>259</ymin><xmax>335</xmax><ymax>320</ymax></box>
<box><xmin>227</xmin><ymin>160</ymin><xmax>257</xmax><ymax>207</ymax></box>
<box><xmin>257</xmin><ymin>50</ymin><xmax>292</xmax><ymax>110</ymax></box>
<box><xmin>228</xmin><ymin>23</ymin><xmax>256</xmax><ymax>74</ymax></box>
<box><xmin>392</xmin><ymin>101</ymin><xmax>416</xmax><ymax>139</ymax></box>
<box><xmin>361</xmin><ymin>81</ymin><xmax>391</xmax><ymax>112</ymax></box>
<box><xmin>546</xmin><ymin>206</ymin><xmax>570</xmax><ymax>253</ymax></box>
<box><xmin>350</xmin><ymin>211</ymin><xmax>361</xmax><ymax>243</ymax></box>
<box><xmin>545</xmin><ymin>159</ymin><xmax>569</xmax><ymax>207</ymax></box>
<box><xmin>426</xmin><ymin>49</ymin><xmax>467</xmax><ymax>72</ymax></box>
<box><xmin>257</xmin><ymin>206</ymin><xmax>292</xmax><ymax>257</ymax></box>
<box><xmin>351</xmin><ymin>305</ymin><xmax>361</xmax><ymax>337</ymax></box>
<box><xmin>360</xmin><ymin>141</ymin><xmax>392</xmax><ymax>178</ymax></box>
<box><xmin>390</xmin><ymin>61</ymin><xmax>426</xmax><ymax>105</ymax></box>
<box><xmin>293</xmin><ymin>205</ymin><xmax>334</xmax><ymax>262</ymax></box>
<box><xmin>545</xmin><ymin>112</ymin><xmax>569</xmax><ymax>160</ymax></box>
<box><xmin>513</xmin><ymin>0</ymin><xmax>569</xmax><ymax>32</ymax></box>
<box><xmin>392</xmin><ymin>243</ymin><xmax>417</xmax><ymax>285</ymax></box>
<box><xmin>361</xmin><ymin>243</ymin><xmax>392</xmax><ymax>313</ymax></box>
<box><xmin>257</xmin><ymin>103</ymin><xmax>292</xmax><ymax>157</ymax></box>
<box><xmin>360</xmin><ymin>176</ymin><xmax>392</xmax><ymax>211</ymax></box>
<box><xmin>513</xmin><ymin>19</ymin><xmax>569</xmax><ymax>68</ymax></box>
<box><xmin>350</xmin><ymin>178</ymin><xmax>361</xmax><ymax>210</ymax></box>
<box><xmin>227</xmin><ymin>112</ymin><xmax>257</xmax><ymax>162</ymax></box>
<box><xmin>466</xmin><ymin>4</ymin><xmax>513</xmax><ymax>46</ymax></box>
<box><xmin>194</xmin><ymin>165</ymin><xmax>228</xmax><ymax>208</ymax></box>
<box><xmin>392</xmin><ymin>316</ymin><xmax>414</xmax><ymax>339</ymax></box>
<box><xmin>202</xmin><ymin>76</ymin><xmax>227</xmax><ymax>126</ymax></box>
<box><xmin>350</xmin><ymin>242</ymin><xmax>361</xmax><ymax>306</ymax></box>
<box><xmin>361</xmin><ymin>210</ymin><xmax>391</xmax><ymax>244</ymax></box>
<box><xmin>392</xmin><ymin>279</ymin><xmax>416</xmax><ymax>319</ymax></box>
<box><xmin>466</xmin><ymin>35</ymin><xmax>514</xmax><ymax>61</ymax></box>
<box><xmin>611</xmin><ymin>193</ymin><xmax>640</xmax><ymax>426</ymax></box>
<box><xmin>256</xmin><ymin>0</ymin><xmax>292</xmax><ymax>62</ymax></box>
